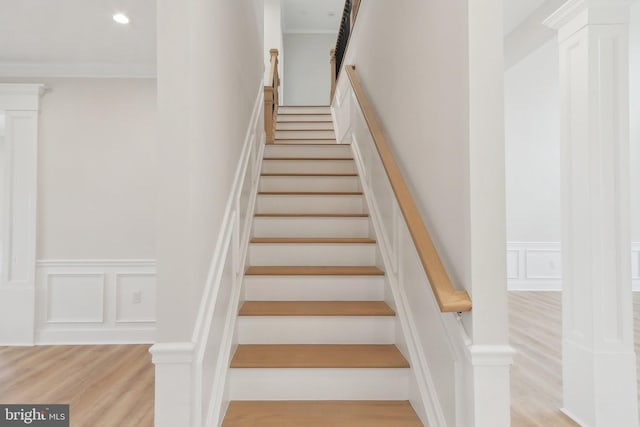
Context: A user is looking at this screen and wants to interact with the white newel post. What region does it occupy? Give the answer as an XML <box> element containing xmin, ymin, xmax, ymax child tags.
<box><xmin>544</xmin><ymin>1</ymin><xmax>639</xmax><ymax>426</ymax></box>
<box><xmin>466</xmin><ymin>0</ymin><xmax>515</xmax><ymax>426</ymax></box>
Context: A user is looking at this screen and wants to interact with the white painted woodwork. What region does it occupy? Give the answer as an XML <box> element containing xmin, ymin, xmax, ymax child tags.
<box><xmin>545</xmin><ymin>1</ymin><xmax>639</xmax><ymax>425</ymax></box>
<box><xmin>243</xmin><ymin>275</ymin><xmax>385</xmax><ymax>302</ymax></box>
<box><xmin>276</xmin><ymin>121</ymin><xmax>334</xmax><ymax>130</ymax></box>
<box><xmin>264</xmin><ymin>144</ymin><xmax>350</xmax><ymax>158</ymax></box>
<box><xmin>277</xmin><ymin>114</ymin><xmax>332</xmax><ymax>122</ymax></box>
<box><xmin>0</xmin><ymin>84</ymin><xmax>43</xmax><ymax>346</ymax></box>
<box><xmin>255</xmin><ymin>194</ymin><xmax>366</xmax><ymax>214</ymax></box>
<box><xmin>229</xmin><ymin>368</ymin><xmax>410</xmax><ymax>400</ymax></box>
<box><xmin>259</xmin><ymin>176</ymin><xmax>361</xmax><ymax>192</ymax></box>
<box><xmin>275</xmin><ymin>130</ymin><xmax>335</xmax><ymax>139</ymax></box>
<box><xmin>272</xmin><ymin>138</ymin><xmax>337</xmax><ymax>145</ymax></box>
<box><xmin>248</xmin><ymin>242</ymin><xmax>376</xmax><ymax>266</ymax></box>
<box><xmin>278</xmin><ymin>106</ymin><xmax>330</xmax><ymax>115</ymax></box>
<box><xmin>237</xmin><ymin>316</ymin><xmax>395</xmax><ymax>344</ymax></box>
<box><xmin>252</xmin><ymin>216</ymin><xmax>370</xmax><ymax>238</ymax></box>
<box><xmin>35</xmin><ymin>260</ymin><xmax>156</xmax><ymax>344</ymax></box>
<box><xmin>261</xmin><ymin>159</ymin><xmax>355</xmax><ymax>174</ymax></box>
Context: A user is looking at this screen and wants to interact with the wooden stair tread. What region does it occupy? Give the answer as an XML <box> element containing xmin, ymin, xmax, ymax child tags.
<box><xmin>258</xmin><ymin>192</ymin><xmax>363</xmax><ymax>196</ymax></box>
<box><xmin>254</xmin><ymin>213</ymin><xmax>368</xmax><ymax>218</ymax></box>
<box><xmin>245</xmin><ymin>266</ymin><xmax>384</xmax><ymax>276</ymax></box>
<box><xmin>239</xmin><ymin>301</ymin><xmax>394</xmax><ymax>317</ymax></box>
<box><xmin>277</xmin><ymin>120</ymin><xmax>333</xmax><ymax>123</ymax></box>
<box><xmin>230</xmin><ymin>344</ymin><xmax>409</xmax><ymax>368</ymax></box>
<box><xmin>222</xmin><ymin>401</ymin><xmax>423</xmax><ymax>427</ymax></box>
<box><xmin>261</xmin><ymin>173</ymin><xmax>358</xmax><ymax>177</ymax></box>
<box><xmin>251</xmin><ymin>237</ymin><xmax>375</xmax><ymax>244</ymax></box>
<box><xmin>264</xmin><ymin>157</ymin><xmax>353</xmax><ymax>161</ymax></box>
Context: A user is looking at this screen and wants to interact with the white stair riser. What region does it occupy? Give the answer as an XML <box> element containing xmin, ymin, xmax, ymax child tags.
<box><xmin>243</xmin><ymin>276</ymin><xmax>385</xmax><ymax>301</ymax></box>
<box><xmin>273</xmin><ymin>139</ymin><xmax>337</xmax><ymax>145</ymax></box>
<box><xmin>277</xmin><ymin>114</ymin><xmax>332</xmax><ymax>122</ymax></box>
<box><xmin>229</xmin><ymin>368</ymin><xmax>410</xmax><ymax>400</ymax></box>
<box><xmin>264</xmin><ymin>145</ymin><xmax>351</xmax><ymax>159</ymax></box>
<box><xmin>237</xmin><ymin>317</ymin><xmax>395</xmax><ymax>344</ymax></box>
<box><xmin>275</xmin><ymin>130</ymin><xmax>335</xmax><ymax>139</ymax></box>
<box><xmin>252</xmin><ymin>217</ymin><xmax>370</xmax><ymax>238</ymax></box>
<box><xmin>255</xmin><ymin>195</ymin><xmax>365</xmax><ymax>214</ymax></box>
<box><xmin>259</xmin><ymin>176</ymin><xmax>361</xmax><ymax>193</ymax></box>
<box><xmin>277</xmin><ymin>122</ymin><xmax>334</xmax><ymax>130</ymax></box>
<box><xmin>262</xmin><ymin>160</ymin><xmax>355</xmax><ymax>174</ymax></box>
<box><xmin>249</xmin><ymin>243</ymin><xmax>376</xmax><ymax>266</ymax></box>
<box><xmin>279</xmin><ymin>106</ymin><xmax>331</xmax><ymax>115</ymax></box>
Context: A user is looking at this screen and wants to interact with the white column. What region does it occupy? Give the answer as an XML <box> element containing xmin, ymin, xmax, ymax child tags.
<box><xmin>0</xmin><ymin>84</ymin><xmax>43</xmax><ymax>346</ymax></box>
<box><xmin>544</xmin><ymin>1</ymin><xmax>638</xmax><ymax>426</ymax></box>
<box><xmin>465</xmin><ymin>0</ymin><xmax>515</xmax><ymax>426</ymax></box>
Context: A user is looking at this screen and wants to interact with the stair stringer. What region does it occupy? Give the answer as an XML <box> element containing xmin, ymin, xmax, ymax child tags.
<box><xmin>348</xmin><ymin>132</ymin><xmax>467</xmax><ymax>427</ymax></box>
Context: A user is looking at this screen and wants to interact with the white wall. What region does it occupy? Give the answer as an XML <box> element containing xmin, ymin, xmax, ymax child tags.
<box><xmin>504</xmin><ymin>39</ymin><xmax>560</xmax><ymax>242</ymax></box>
<box><xmin>340</xmin><ymin>0</ymin><xmax>471</xmax><ymax>300</ymax></box>
<box><xmin>156</xmin><ymin>0</ymin><xmax>263</xmax><ymax>343</ymax></box>
<box><xmin>0</xmin><ymin>78</ymin><xmax>157</xmax><ymax>259</ymax></box>
<box><xmin>264</xmin><ymin>0</ymin><xmax>284</xmax><ymax>99</ymax></box>
<box><xmin>631</xmin><ymin>2</ymin><xmax>640</xmax><ymax>243</ymax></box>
<box><xmin>283</xmin><ymin>33</ymin><xmax>334</xmax><ymax>105</ymax></box>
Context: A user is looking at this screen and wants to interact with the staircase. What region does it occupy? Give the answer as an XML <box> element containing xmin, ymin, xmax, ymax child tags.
<box><xmin>222</xmin><ymin>106</ymin><xmax>423</xmax><ymax>426</ymax></box>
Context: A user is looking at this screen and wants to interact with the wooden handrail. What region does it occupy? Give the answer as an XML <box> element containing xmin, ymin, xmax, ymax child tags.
<box><xmin>345</xmin><ymin>65</ymin><xmax>472</xmax><ymax>313</ymax></box>
<box><xmin>265</xmin><ymin>49</ymin><xmax>280</xmax><ymax>145</ymax></box>
<box><xmin>330</xmin><ymin>49</ymin><xmax>337</xmax><ymax>101</ymax></box>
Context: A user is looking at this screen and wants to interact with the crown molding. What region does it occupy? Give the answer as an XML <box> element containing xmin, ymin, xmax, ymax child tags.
<box><xmin>0</xmin><ymin>61</ymin><xmax>156</xmax><ymax>79</ymax></box>
<box><xmin>544</xmin><ymin>0</ymin><xmax>631</xmax><ymax>31</ymax></box>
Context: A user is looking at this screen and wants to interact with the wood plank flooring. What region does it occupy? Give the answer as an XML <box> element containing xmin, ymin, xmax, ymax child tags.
<box><xmin>0</xmin><ymin>345</ymin><xmax>153</xmax><ymax>427</ymax></box>
<box><xmin>509</xmin><ymin>291</ymin><xmax>640</xmax><ymax>426</ymax></box>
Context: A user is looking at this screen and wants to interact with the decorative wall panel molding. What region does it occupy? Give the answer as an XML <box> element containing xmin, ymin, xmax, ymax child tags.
<box><xmin>36</xmin><ymin>259</ymin><xmax>156</xmax><ymax>344</ymax></box>
<box><xmin>508</xmin><ymin>242</ymin><xmax>640</xmax><ymax>291</ymax></box>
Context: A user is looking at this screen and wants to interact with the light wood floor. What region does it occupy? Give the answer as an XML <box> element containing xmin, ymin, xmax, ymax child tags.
<box><xmin>0</xmin><ymin>344</ymin><xmax>153</xmax><ymax>427</ymax></box>
<box><xmin>509</xmin><ymin>291</ymin><xmax>640</xmax><ymax>426</ymax></box>
<box><xmin>1</xmin><ymin>293</ymin><xmax>637</xmax><ymax>427</ymax></box>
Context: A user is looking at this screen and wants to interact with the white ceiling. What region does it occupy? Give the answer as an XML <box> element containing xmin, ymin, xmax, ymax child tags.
<box><xmin>282</xmin><ymin>0</ymin><xmax>345</xmax><ymax>33</ymax></box>
<box><xmin>0</xmin><ymin>0</ymin><xmax>155</xmax><ymax>77</ymax></box>
<box><xmin>0</xmin><ymin>0</ymin><xmax>549</xmax><ymax>77</ymax></box>
<box><xmin>504</xmin><ymin>0</ymin><xmax>548</xmax><ymax>34</ymax></box>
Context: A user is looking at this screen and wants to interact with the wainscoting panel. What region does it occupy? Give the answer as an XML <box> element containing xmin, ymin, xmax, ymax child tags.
<box><xmin>508</xmin><ymin>242</ymin><xmax>640</xmax><ymax>291</ymax></box>
<box><xmin>507</xmin><ymin>242</ymin><xmax>562</xmax><ymax>291</ymax></box>
<box><xmin>36</xmin><ymin>260</ymin><xmax>156</xmax><ymax>344</ymax></box>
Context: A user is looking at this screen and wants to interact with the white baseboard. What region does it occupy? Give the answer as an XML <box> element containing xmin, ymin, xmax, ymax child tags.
<box><xmin>35</xmin><ymin>259</ymin><xmax>156</xmax><ymax>344</ymax></box>
<box><xmin>507</xmin><ymin>242</ymin><xmax>640</xmax><ymax>291</ymax></box>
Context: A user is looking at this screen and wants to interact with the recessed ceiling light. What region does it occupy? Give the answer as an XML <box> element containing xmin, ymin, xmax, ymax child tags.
<box><xmin>113</xmin><ymin>13</ymin><xmax>130</xmax><ymax>24</ymax></box>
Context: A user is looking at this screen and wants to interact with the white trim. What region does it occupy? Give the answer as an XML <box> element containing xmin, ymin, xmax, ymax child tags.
<box><xmin>37</xmin><ymin>259</ymin><xmax>156</xmax><ymax>268</ymax></box>
<box><xmin>469</xmin><ymin>345</ymin><xmax>517</xmax><ymax>366</ymax></box>
<box><xmin>150</xmin><ymin>342</ymin><xmax>195</xmax><ymax>364</ymax></box>
<box><xmin>507</xmin><ymin>242</ymin><xmax>562</xmax><ymax>290</ymax></box>
<box><xmin>0</xmin><ymin>62</ymin><xmax>156</xmax><ymax>79</ymax></box>
<box><xmin>508</xmin><ymin>242</ymin><xmax>640</xmax><ymax>291</ymax></box>
<box><xmin>0</xmin><ymin>84</ymin><xmax>43</xmax><ymax>346</ymax></box>
<box><xmin>35</xmin><ymin>259</ymin><xmax>157</xmax><ymax>344</ymax></box>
